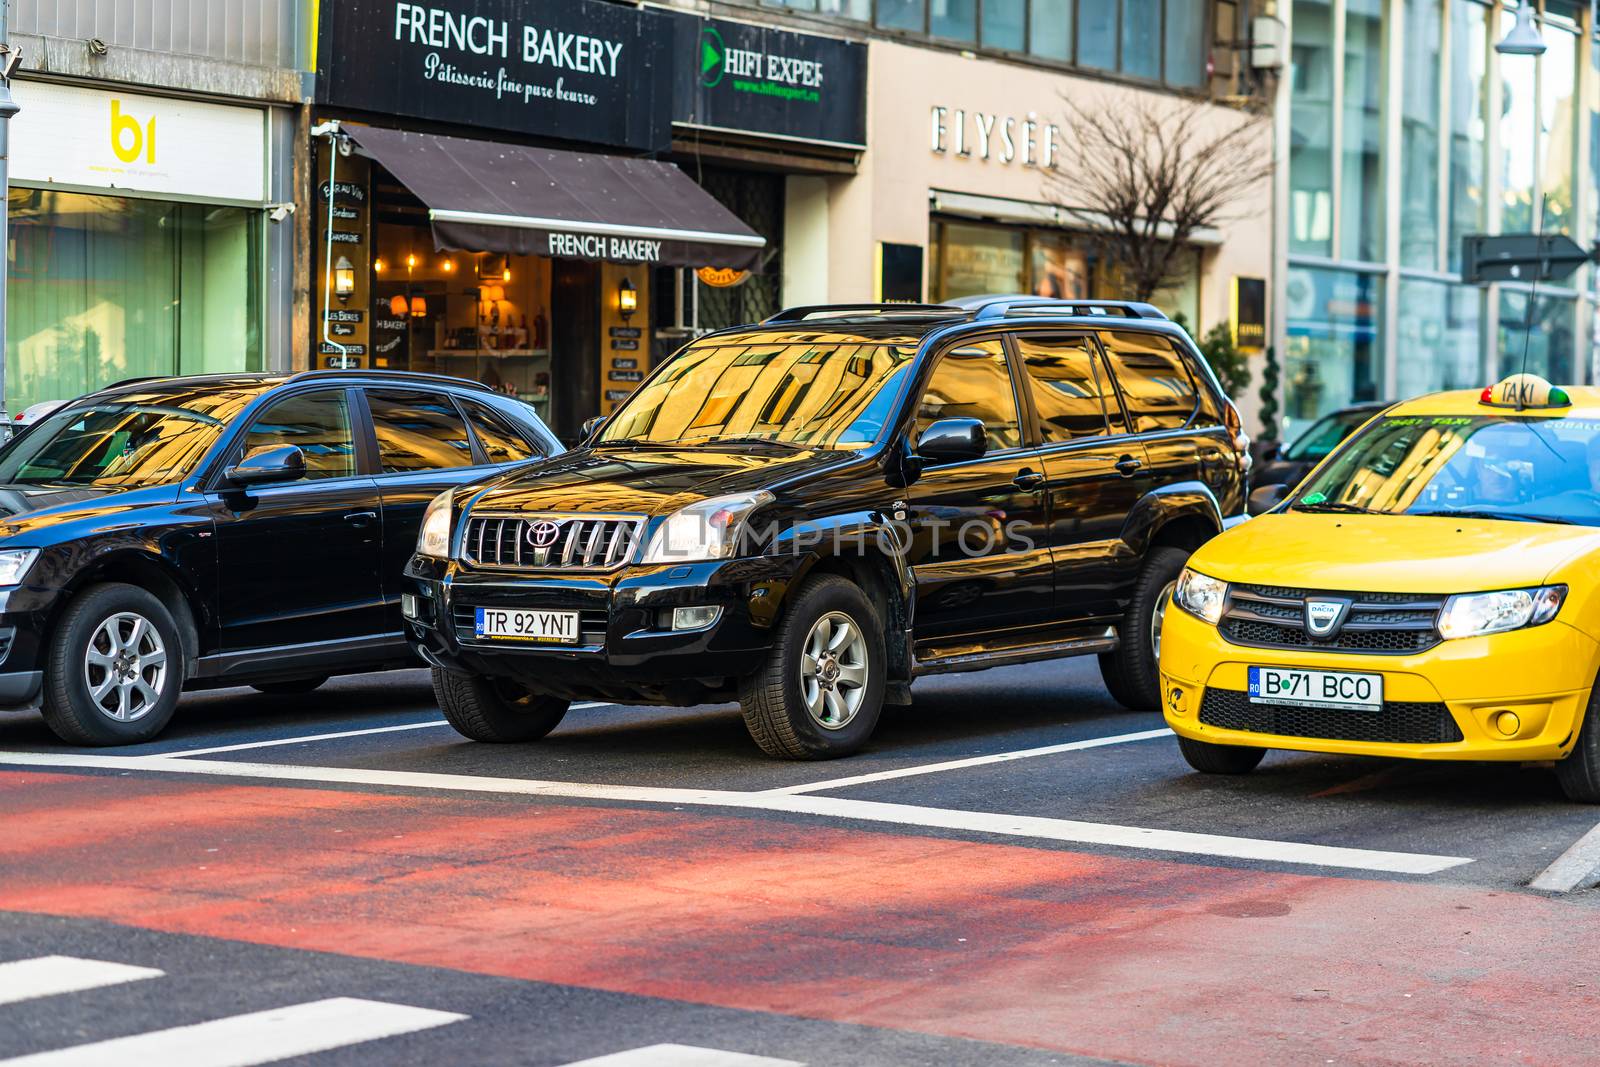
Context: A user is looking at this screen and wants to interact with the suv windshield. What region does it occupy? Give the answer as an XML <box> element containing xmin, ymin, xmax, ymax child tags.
<box><xmin>598</xmin><ymin>341</ymin><xmax>915</xmax><ymax>449</ymax></box>
<box><xmin>1294</xmin><ymin>414</ymin><xmax>1600</xmax><ymax>526</ymax></box>
<box><xmin>0</xmin><ymin>388</ymin><xmax>258</xmax><ymax>489</ymax></box>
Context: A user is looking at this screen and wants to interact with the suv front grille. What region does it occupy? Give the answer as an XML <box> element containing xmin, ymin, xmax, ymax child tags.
<box><xmin>463</xmin><ymin>513</ymin><xmax>644</xmax><ymax>571</ymax></box>
<box><xmin>1219</xmin><ymin>584</ymin><xmax>1444</xmax><ymax>656</ymax></box>
<box><xmin>1198</xmin><ymin>687</ymin><xmax>1464</xmax><ymax>744</ymax></box>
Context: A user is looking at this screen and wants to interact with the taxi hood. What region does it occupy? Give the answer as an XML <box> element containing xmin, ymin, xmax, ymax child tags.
<box><xmin>1194</xmin><ymin>511</ymin><xmax>1600</xmax><ymax>593</ymax></box>
<box><xmin>470</xmin><ymin>445</ymin><xmax>857</xmax><ymax>517</ymax></box>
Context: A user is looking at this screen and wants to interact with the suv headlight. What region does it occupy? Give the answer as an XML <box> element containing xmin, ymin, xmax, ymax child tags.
<box><xmin>640</xmin><ymin>491</ymin><xmax>773</xmax><ymax>565</ymax></box>
<box><xmin>417</xmin><ymin>491</ymin><xmax>454</xmax><ymax>558</ymax></box>
<box><xmin>1438</xmin><ymin>585</ymin><xmax>1565</xmax><ymax>640</ymax></box>
<box><xmin>0</xmin><ymin>549</ymin><xmax>39</xmax><ymax>586</ymax></box>
<box><xmin>1174</xmin><ymin>567</ymin><xmax>1228</xmax><ymax>625</ymax></box>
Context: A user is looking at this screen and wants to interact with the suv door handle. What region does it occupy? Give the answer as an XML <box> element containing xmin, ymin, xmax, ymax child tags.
<box><xmin>343</xmin><ymin>510</ymin><xmax>378</xmax><ymax>527</ymax></box>
<box><xmin>1114</xmin><ymin>455</ymin><xmax>1143</xmax><ymax>477</ymax></box>
<box><xmin>1013</xmin><ymin>469</ymin><xmax>1046</xmax><ymax>491</ymax></box>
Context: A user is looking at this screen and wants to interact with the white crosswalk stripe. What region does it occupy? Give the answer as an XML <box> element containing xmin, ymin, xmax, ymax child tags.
<box><xmin>0</xmin><ymin>996</ymin><xmax>468</xmax><ymax>1066</ymax></box>
<box><xmin>560</xmin><ymin>1045</ymin><xmax>804</xmax><ymax>1067</ymax></box>
<box><xmin>0</xmin><ymin>956</ymin><xmax>163</xmax><ymax>1007</ymax></box>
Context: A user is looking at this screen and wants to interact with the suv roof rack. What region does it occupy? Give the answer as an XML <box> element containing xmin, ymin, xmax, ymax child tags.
<box><xmin>763</xmin><ymin>303</ymin><xmax>964</xmax><ymax>324</ymax></box>
<box><xmin>286</xmin><ymin>369</ymin><xmax>495</xmax><ymax>391</ymax></box>
<box><xmin>968</xmin><ymin>298</ymin><xmax>1169</xmax><ymax>321</ymax></box>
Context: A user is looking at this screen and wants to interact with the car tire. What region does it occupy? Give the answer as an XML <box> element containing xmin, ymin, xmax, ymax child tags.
<box><xmin>1177</xmin><ymin>734</ymin><xmax>1266</xmax><ymax>775</ymax></box>
<box><xmin>738</xmin><ymin>574</ymin><xmax>885</xmax><ymax>760</ymax></box>
<box><xmin>251</xmin><ymin>676</ymin><xmax>329</xmax><ymax>695</ymax></box>
<box><xmin>1555</xmin><ymin>681</ymin><xmax>1600</xmax><ymax>803</ymax></box>
<box><xmin>433</xmin><ymin>668</ymin><xmax>569</xmax><ymax>743</ymax></box>
<box><xmin>40</xmin><ymin>582</ymin><xmax>184</xmax><ymax>746</ymax></box>
<box><xmin>1099</xmin><ymin>544</ymin><xmax>1190</xmax><ymax>711</ymax></box>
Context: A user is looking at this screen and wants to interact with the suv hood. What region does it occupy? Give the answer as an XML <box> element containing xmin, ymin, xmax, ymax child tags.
<box><xmin>472</xmin><ymin>446</ymin><xmax>857</xmax><ymax>516</ymax></box>
<box><xmin>1195</xmin><ymin>512</ymin><xmax>1600</xmax><ymax>593</ymax></box>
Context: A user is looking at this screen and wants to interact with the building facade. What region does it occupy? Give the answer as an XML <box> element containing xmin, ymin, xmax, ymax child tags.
<box><xmin>1277</xmin><ymin>0</ymin><xmax>1600</xmax><ymax>441</ymax></box>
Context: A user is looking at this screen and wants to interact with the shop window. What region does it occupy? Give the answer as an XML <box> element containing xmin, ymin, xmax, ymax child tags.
<box><xmin>1014</xmin><ymin>335</ymin><xmax>1118</xmax><ymax>443</ymax></box>
<box><xmin>460</xmin><ymin>399</ymin><xmax>539</xmax><ymax>463</ymax></box>
<box><xmin>1399</xmin><ymin>0</ymin><xmax>1443</xmax><ymax>271</ymax></box>
<box><xmin>1099</xmin><ymin>332</ymin><xmax>1198</xmax><ymax>433</ymax></box>
<box><xmin>1539</xmin><ymin>23</ymin><xmax>1579</xmax><ymax>237</ymax></box>
<box><xmin>1282</xmin><ymin>266</ymin><xmax>1383</xmax><ymax>442</ymax></box>
<box><xmin>694</xmin><ymin>168</ymin><xmax>782</xmax><ymax>333</ymax></box>
<box><xmin>1397</xmin><ymin>279</ymin><xmax>1480</xmax><ymax>400</ymax></box>
<box><xmin>242</xmin><ymin>391</ymin><xmax>356</xmax><ymax>481</ymax></box>
<box><xmin>935</xmin><ymin>221</ymin><xmax>1026</xmax><ymax>301</ymax></box>
<box><xmin>367</xmin><ymin>390</ymin><xmax>474</xmax><ymax>473</ymax></box>
<box><xmin>1289</xmin><ymin>0</ymin><xmax>1335</xmax><ymax>256</ymax></box>
<box><xmin>1339</xmin><ymin>0</ymin><xmax>1385</xmax><ymax>263</ymax></box>
<box><xmin>915</xmin><ymin>341</ymin><xmax>1023</xmax><ymax>451</ymax></box>
<box><xmin>1447</xmin><ymin>1</ymin><xmax>1487</xmax><ymax>273</ymax></box>
<box><xmin>1497</xmin><ymin>292</ymin><xmax>1575</xmax><ymax>386</ymax></box>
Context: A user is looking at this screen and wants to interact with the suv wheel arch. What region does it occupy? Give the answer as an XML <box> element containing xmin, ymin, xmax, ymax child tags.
<box><xmin>60</xmin><ymin>550</ymin><xmax>204</xmax><ymax>682</ymax></box>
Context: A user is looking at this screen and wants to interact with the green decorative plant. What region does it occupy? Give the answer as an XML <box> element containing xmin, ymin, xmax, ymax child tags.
<box><xmin>1257</xmin><ymin>344</ymin><xmax>1281</xmax><ymax>443</ymax></box>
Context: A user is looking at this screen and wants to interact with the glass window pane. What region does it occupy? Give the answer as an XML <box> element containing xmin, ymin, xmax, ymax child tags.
<box><xmin>916</xmin><ymin>340</ymin><xmax>1022</xmax><ymax>451</ymax></box>
<box><xmin>1498</xmin><ymin>292</ymin><xmax>1575</xmax><ymax>384</ymax></box>
<box><xmin>367</xmin><ymin>390</ymin><xmax>474</xmax><ymax>472</ymax></box>
<box><xmin>1030</xmin><ymin>235</ymin><xmax>1091</xmax><ymax>299</ymax></box>
<box><xmin>1029</xmin><ymin>0</ymin><xmax>1073</xmax><ymax>60</ymax></box>
<box><xmin>1077</xmin><ymin>0</ymin><xmax>1117</xmax><ymax>69</ymax></box>
<box><xmin>460</xmin><ymin>399</ymin><xmax>537</xmax><ymax>463</ymax></box>
<box><xmin>1397</xmin><ymin>278</ymin><xmax>1480</xmax><ymax>399</ymax></box>
<box><xmin>1282</xmin><ymin>267</ymin><xmax>1383</xmax><ymax>441</ymax></box>
<box><xmin>1121</xmin><ymin>0</ymin><xmax>1161</xmax><ymax>79</ymax></box>
<box><xmin>1289</xmin><ymin>0</ymin><xmax>1336</xmax><ymax>255</ymax></box>
<box><xmin>816</xmin><ymin>0</ymin><xmax>870</xmax><ymax>16</ymax></box>
<box><xmin>1163</xmin><ymin>0</ymin><xmax>1206</xmax><ymax>86</ymax></box>
<box><xmin>929</xmin><ymin>0</ymin><xmax>976</xmax><ymax>41</ymax></box>
<box><xmin>934</xmin><ymin>222</ymin><xmax>1026</xmax><ymax>300</ymax></box>
<box><xmin>1399</xmin><ymin>0</ymin><xmax>1442</xmax><ymax>270</ymax></box>
<box><xmin>1447</xmin><ymin>1</ymin><xmax>1487</xmax><ymax>272</ymax></box>
<box><xmin>981</xmin><ymin>0</ymin><xmax>1025</xmax><ymax>50</ymax></box>
<box><xmin>1540</xmin><ymin>26</ymin><xmax>1579</xmax><ymax>235</ymax></box>
<box><xmin>877</xmin><ymin>0</ymin><xmax>926</xmax><ymax>32</ymax></box>
<box><xmin>243</xmin><ymin>391</ymin><xmax>357</xmax><ymax>481</ymax></box>
<box><xmin>1100</xmin><ymin>331</ymin><xmax>1199</xmax><ymax>432</ymax></box>
<box><xmin>1340</xmin><ymin>0</ymin><xmax>1385</xmax><ymax>261</ymax></box>
<box><xmin>1015</xmin><ymin>335</ymin><xmax>1116</xmax><ymax>443</ymax></box>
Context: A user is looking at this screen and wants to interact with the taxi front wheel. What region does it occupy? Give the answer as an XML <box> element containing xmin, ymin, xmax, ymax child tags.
<box><xmin>1177</xmin><ymin>735</ymin><xmax>1266</xmax><ymax>775</ymax></box>
<box><xmin>1555</xmin><ymin>681</ymin><xmax>1600</xmax><ymax>803</ymax></box>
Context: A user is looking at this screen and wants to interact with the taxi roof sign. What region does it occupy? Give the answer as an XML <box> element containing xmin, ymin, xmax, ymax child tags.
<box><xmin>1479</xmin><ymin>373</ymin><xmax>1572</xmax><ymax>409</ymax></box>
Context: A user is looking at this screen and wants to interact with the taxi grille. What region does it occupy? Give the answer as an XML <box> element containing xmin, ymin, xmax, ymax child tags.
<box><xmin>1198</xmin><ymin>688</ymin><xmax>1464</xmax><ymax>744</ymax></box>
<box><xmin>1219</xmin><ymin>584</ymin><xmax>1444</xmax><ymax>655</ymax></box>
<box><xmin>463</xmin><ymin>514</ymin><xmax>644</xmax><ymax>571</ymax></box>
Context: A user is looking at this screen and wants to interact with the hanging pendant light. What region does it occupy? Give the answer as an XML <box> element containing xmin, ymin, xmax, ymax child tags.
<box><xmin>1496</xmin><ymin>5</ymin><xmax>1546</xmax><ymax>56</ymax></box>
<box><xmin>389</xmin><ymin>294</ymin><xmax>409</xmax><ymax>318</ymax></box>
<box><xmin>410</xmin><ymin>295</ymin><xmax>428</xmax><ymax>318</ymax></box>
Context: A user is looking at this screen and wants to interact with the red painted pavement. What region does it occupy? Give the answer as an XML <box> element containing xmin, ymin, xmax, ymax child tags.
<box><xmin>2</xmin><ymin>768</ymin><xmax>1595</xmax><ymax>1065</ymax></box>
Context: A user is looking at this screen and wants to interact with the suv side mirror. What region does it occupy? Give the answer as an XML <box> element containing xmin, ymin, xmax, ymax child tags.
<box><xmin>580</xmin><ymin>416</ymin><xmax>606</xmax><ymax>443</ymax></box>
<box><xmin>916</xmin><ymin>418</ymin><xmax>987</xmax><ymax>463</ymax></box>
<box><xmin>1248</xmin><ymin>482</ymin><xmax>1289</xmax><ymax>516</ymax></box>
<box><xmin>225</xmin><ymin>444</ymin><xmax>306</xmax><ymax>487</ymax></box>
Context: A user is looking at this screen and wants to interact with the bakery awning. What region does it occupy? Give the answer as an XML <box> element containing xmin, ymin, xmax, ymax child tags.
<box><xmin>344</xmin><ymin>125</ymin><xmax>766</xmax><ymax>270</ymax></box>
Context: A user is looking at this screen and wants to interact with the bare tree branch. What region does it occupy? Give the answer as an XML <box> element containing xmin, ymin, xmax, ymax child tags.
<box><xmin>1045</xmin><ymin>94</ymin><xmax>1273</xmax><ymax>305</ymax></box>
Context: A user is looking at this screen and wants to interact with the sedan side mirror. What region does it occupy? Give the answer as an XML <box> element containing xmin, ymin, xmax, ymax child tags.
<box><xmin>580</xmin><ymin>416</ymin><xmax>606</xmax><ymax>443</ymax></box>
<box><xmin>225</xmin><ymin>444</ymin><xmax>306</xmax><ymax>487</ymax></box>
<box><xmin>916</xmin><ymin>417</ymin><xmax>988</xmax><ymax>463</ymax></box>
<box><xmin>1248</xmin><ymin>482</ymin><xmax>1290</xmax><ymax>516</ymax></box>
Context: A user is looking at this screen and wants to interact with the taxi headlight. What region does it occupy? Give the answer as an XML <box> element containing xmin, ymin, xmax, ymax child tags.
<box><xmin>1174</xmin><ymin>567</ymin><xmax>1228</xmax><ymax>625</ymax></box>
<box><xmin>1437</xmin><ymin>585</ymin><xmax>1565</xmax><ymax>640</ymax></box>
<box><xmin>417</xmin><ymin>491</ymin><xmax>454</xmax><ymax>558</ymax></box>
<box><xmin>0</xmin><ymin>549</ymin><xmax>39</xmax><ymax>586</ymax></box>
<box><xmin>640</xmin><ymin>491</ymin><xmax>773</xmax><ymax>565</ymax></box>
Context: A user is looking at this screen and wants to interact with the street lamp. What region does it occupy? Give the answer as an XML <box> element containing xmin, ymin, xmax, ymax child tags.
<box><xmin>1496</xmin><ymin>5</ymin><xmax>1546</xmax><ymax>56</ymax></box>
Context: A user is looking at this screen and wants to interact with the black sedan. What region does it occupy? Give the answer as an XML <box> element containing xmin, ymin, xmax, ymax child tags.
<box><xmin>0</xmin><ymin>371</ymin><xmax>559</xmax><ymax>745</ymax></box>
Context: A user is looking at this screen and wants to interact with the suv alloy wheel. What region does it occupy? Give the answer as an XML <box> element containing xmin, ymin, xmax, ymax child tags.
<box><xmin>41</xmin><ymin>583</ymin><xmax>184</xmax><ymax>746</ymax></box>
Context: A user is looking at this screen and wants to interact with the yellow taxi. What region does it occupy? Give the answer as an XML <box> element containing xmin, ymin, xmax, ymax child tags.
<box><xmin>1159</xmin><ymin>374</ymin><xmax>1600</xmax><ymax>801</ymax></box>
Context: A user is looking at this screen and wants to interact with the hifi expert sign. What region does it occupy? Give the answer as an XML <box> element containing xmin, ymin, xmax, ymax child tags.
<box><xmin>316</xmin><ymin>0</ymin><xmax>674</xmax><ymax>152</ymax></box>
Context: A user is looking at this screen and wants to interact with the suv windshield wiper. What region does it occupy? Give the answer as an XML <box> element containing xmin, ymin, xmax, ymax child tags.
<box><xmin>1290</xmin><ymin>500</ymin><xmax>1374</xmax><ymax>514</ymax></box>
<box><xmin>1410</xmin><ymin>508</ymin><xmax>1575</xmax><ymax>525</ymax></box>
<box><xmin>702</xmin><ymin>436</ymin><xmax>810</xmax><ymax>451</ymax></box>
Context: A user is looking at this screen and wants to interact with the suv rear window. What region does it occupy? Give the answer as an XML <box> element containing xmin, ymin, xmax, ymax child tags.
<box><xmin>1100</xmin><ymin>331</ymin><xmax>1199</xmax><ymax>433</ymax></box>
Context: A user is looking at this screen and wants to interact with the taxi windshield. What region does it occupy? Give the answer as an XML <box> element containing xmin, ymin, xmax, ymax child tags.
<box><xmin>0</xmin><ymin>389</ymin><xmax>258</xmax><ymax>489</ymax></box>
<box><xmin>597</xmin><ymin>341</ymin><xmax>915</xmax><ymax>449</ymax></box>
<box><xmin>1293</xmin><ymin>414</ymin><xmax>1600</xmax><ymax>526</ymax></box>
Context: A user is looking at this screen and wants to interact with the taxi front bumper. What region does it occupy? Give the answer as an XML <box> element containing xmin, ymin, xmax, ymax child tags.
<box><xmin>1159</xmin><ymin>605</ymin><xmax>1599</xmax><ymax>762</ymax></box>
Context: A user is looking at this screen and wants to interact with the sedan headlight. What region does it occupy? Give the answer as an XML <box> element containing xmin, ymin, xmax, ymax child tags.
<box><xmin>640</xmin><ymin>491</ymin><xmax>773</xmax><ymax>565</ymax></box>
<box><xmin>0</xmin><ymin>549</ymin><xmax>39</xmax><ymax>586</ymax></box>
<box><xmin>417</xmin><ymin>491</ymin><xmax>454</xmax><ymax>558</ymax></box>
<box><xmin>1174</xmin><ymin>567</ymin><xmax>1228</xmax><ymax>625</ymax></box>
<box><xmin>1438</xmin><ymin>585</ymin><xmax>1565</xmax><ymax>640</ymax></box>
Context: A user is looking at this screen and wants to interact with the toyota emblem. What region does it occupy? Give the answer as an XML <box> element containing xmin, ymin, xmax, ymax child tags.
<box><xmin>527</xmin><ymin>520</ymin><xmax>563</xmax><ymax>548</ymax></box>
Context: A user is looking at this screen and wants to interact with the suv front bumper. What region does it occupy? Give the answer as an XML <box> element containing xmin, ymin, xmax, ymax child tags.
<box><xmin>404</xmin><ymin>553</ymin><xmax>812</xmax><ymax>705</ymax></box>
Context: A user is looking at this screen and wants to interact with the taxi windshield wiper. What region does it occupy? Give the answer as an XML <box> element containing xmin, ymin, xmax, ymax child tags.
<box><xmin>1290</xmin><ymin>500</ymin><xmax>1374</xmax><ymax>514</ymax></box>
<box><xmin>1410</xmin><ymin>508</ymin><xmax>1575</xmax><ymax>525</ymax></box>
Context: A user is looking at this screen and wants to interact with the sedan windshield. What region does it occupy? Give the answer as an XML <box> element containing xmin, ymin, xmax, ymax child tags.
<box><xmin>1294</xmin><ymin>414</ymin><xmax>1600</xmax><ymax>527</ymax></box>
<box><xmin>597</xmin><ymin>341</ymin><xmax>915</xmax><ymax>449</ymax></box>
<box><xmin>0</xmin><ymin>388</ymin><xmax>259</xmax><ymax>488</ymax></box>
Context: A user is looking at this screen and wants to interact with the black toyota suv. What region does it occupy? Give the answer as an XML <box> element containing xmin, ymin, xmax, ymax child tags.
<box><xmin>0</xmin><ymin>370</ymin><xmax>559</xmax><ymax>745</ymax></box>
<box><xmin>405</xmin><ymin>299</ymin><xmax>1248</xmax><ymax>759</ymax></box>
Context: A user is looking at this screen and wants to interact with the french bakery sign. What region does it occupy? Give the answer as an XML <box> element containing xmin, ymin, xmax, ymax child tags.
<box><xmin>316</xmin><ymin>0</ymin><xmax>673</xmax><ymax>151</ymax></box>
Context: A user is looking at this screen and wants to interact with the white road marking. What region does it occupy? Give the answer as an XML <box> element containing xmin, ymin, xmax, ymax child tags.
<box><xmin>768</xmin><ymin>728</ymin><xmax>1174</xmax><ymax>795</ymax></box>
<box><xmin>0</xmin><ymin>996</ymin><xmax>466</xmax><ymax>1067</ymax></box>
<box><xmin>0</xmin><ymin>749</ymin><xmax>1472</xmax><ymax>875</ymax></box>
<box><xmin>1529</xmin><ymin>819</ymin><xmax>1600</xmax><ymax>892</ymax></box>
<box><xmin>0</xmin><ymin>956</ymin><xmax>163</xmax><ymax>1007</ymax></box>
<box><xmin>164</xmin><ymin>702</ymin><xmax>611</xmax><ymax>758</ymax></box>
<box><xmin>560</xmin><ymin>1044</ymin><xmax>804</xmax><ymax>1067</ymax></box>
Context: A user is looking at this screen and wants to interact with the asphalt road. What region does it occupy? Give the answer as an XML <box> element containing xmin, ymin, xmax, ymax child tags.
<box><xmin>3</xmin><ymin>660</ymin><xmax>1600</xmax><ymax>1065</ymax></box>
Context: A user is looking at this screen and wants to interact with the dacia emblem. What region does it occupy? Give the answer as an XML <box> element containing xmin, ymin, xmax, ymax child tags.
<box><xmin>1304</xmin><ymin>597</ymin><xmax>1351</xmax><ymax>639</ymax></box>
